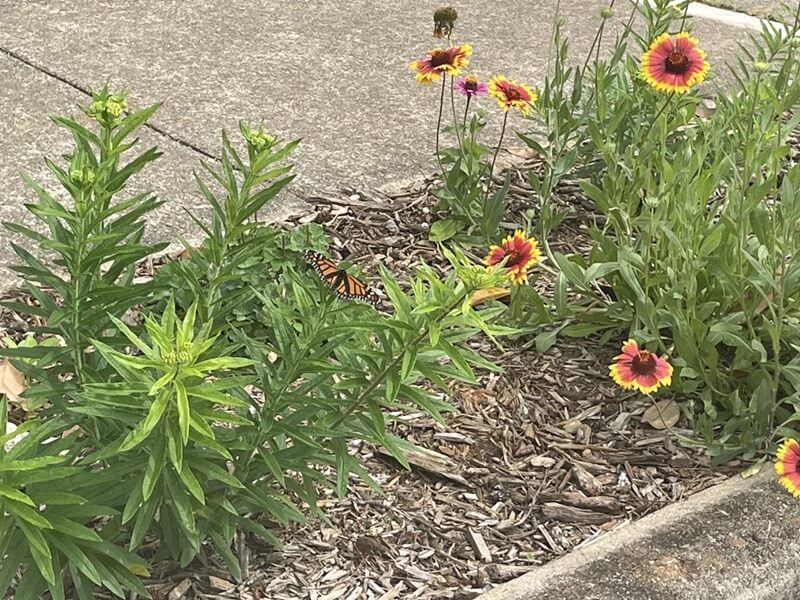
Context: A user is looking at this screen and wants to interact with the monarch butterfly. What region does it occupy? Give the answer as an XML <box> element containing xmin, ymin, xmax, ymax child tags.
<box><xmin>303</xmin><ymin>250</ymin><xmax>380</xmax><ymax>306</ymax></box>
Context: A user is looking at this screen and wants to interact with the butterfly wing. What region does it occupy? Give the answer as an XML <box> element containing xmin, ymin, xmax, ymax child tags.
<box><xmin>303</xmin><ymin>250</ymin><xmax>379</xmax><ymax>305</ymax></box>
<box><xmin>337</xmin><ymin>273</ymin><xmax>380</xmax><ymax>306</ymax></box>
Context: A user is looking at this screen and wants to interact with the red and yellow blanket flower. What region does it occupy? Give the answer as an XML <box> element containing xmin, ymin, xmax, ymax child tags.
<box><xmin>487</xmin><ymin>75</ymin><xmax>537</xmax><ymax>115</ymax></box>
<box><xmin>609</xmin><ymin>339</ymin><xmax>673</xmax><ymax>394</ymax></box>
<box><xmin>410</xmin><ymin>44</ymin><xmax>472</xmax><ymax>84</ymax></box>
<box><xmin>484</xmin><ymin>230</ymin><xmax>541</xmax><ymax>284</ymax></box>
<box><xmin>775</xmin><ymin>439</ymin><xmax>800</xmax><ymax>498</ymax></box>
<box><xmin>640</xmin><ymin>32</ymin><xmax>710</xmax><ymax>93</ymax></box>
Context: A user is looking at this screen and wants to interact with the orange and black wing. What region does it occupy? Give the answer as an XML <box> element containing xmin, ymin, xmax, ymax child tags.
<box><xmin>303</xmin><ymin>250</ymin><xmax>380</xmax><ymax>306</ymax></box>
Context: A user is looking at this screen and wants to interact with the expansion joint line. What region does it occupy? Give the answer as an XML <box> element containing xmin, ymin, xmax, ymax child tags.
<box><xmin>0</xmin><ymin>45</ymin><xmax>220</xmax><ymax>162</ymax></box>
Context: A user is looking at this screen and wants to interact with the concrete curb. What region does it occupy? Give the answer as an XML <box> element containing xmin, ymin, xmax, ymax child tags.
<box><xmin>476</xmin><ymin>468</ymin><xmax>800</xmax><ymax>600</ymax></box>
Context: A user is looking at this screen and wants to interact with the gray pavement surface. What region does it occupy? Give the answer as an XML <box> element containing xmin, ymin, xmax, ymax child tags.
<box><xmin>0</xmin><ymin>1</ymin><xmax>780</xmax><ymax>290</ymax></box>
<box><xmin>477</xmin><ymin>468</ymin><xmax>800</xmax><ymax>600</ymax></box>
<box><xmin>702</xmin><ymin>0</ymin><xmax>790</xmax><ymax>19</ymax></box>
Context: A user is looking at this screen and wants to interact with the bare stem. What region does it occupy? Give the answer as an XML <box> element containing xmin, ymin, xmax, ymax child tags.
<box><xmin>435</xmin><ymin>75</ymin><xmax>446</xmax><ymax>174</ymax></box>
<box><xmin>484</xmin><ymin>111</ymin><xmax>509</xmax><ymax>202</ymax></box>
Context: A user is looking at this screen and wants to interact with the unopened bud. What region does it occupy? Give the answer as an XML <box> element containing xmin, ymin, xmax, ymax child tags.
<box><xmin>644</xmin><ymin>196</ymin><xmax>660</xmax><ymax>209</ymax></box>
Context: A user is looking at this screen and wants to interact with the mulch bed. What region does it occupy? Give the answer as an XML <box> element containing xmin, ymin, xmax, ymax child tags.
<box><xmin>218</xmin><ymin>161</ymin><xmax>737</xmax><ymax>600</ymax></box>
<box><xmin>0</xmin><ymin>153</ymin><xmax>746</xmax><ymax>600</ymax></box>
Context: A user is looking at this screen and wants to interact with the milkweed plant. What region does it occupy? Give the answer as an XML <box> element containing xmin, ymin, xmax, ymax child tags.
<box><xmin>0</xmin><ymin>86</ymin><xmax>510</xmax><ymax>597</ymax></box>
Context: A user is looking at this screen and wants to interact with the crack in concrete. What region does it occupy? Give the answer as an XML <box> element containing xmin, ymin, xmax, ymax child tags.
<box><xmin>0</xmin><ymin>44</ymin><xmax>221</xmax><ymax>163</ymax></box>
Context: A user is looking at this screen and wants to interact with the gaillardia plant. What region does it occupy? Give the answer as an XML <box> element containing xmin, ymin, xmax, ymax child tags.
<box><xmin>609</xmin><ymin>340</ymin><xmax>673</xmax><ymax>394</ymax></box>
<box><xmin>639</xmin><ymin>32</ymin><xmax>710</xmax><ymax>93</ymax></box>
<box><xmin>775</xmin><ymin>439</ymin><xmax>800</xmax><ymax>498</ymax></box>
<box><xmin>410</xmin><ymin>44</ymin><xmax>472</xmax><ymax>83</ymax></box>
<box><xmin>487</xmin><ymin>75</ymin><xmax>537</xmax><ymax>115</ymax></box>
<box><xmin>484</xmin><ymin>230</ymin><xmax>541</xmax><ymax>284</ymax></box>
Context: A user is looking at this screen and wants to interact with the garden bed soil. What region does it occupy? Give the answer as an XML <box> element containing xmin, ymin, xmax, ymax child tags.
<box><xmin>0</xmin><ymin>153</ymin><xmax>748</xmax><ymax>600</ymax></box>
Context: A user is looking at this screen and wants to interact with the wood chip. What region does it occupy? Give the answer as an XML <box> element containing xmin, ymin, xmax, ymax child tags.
<box><xmin>467</xmin><ymin>528</ymin><xmax>493</xmax><ymax>563</ymax></box>
<box><xmin>377</xmin><ymin>583</ymin><xmax>406</xmax><ymax>600</ymax></box>
<box><xmin>542</xmin><ymin>502</ymin><xmax>615</xmax><ymax>525</ymax></box>
<box><xmin>571</xmin><ymin>463</ymin><xmax>604</xmax><ymax>495</ymax></box>
<box><xmin>540</xmin><ymin>491</ymin><xmax>622</xmax><ymax>513</ymax></box>
<box><xmin>376</xmin><ymin>445</ymin><xmax>470</xmax><ymax>487</ymax></box>
<box><xmin>168</xmin><ymin>578</ymin><xmax>192</xmax><ymax>600</ymax></box>
<box><xmin>208</xmin><ymin>575</ymin><xmax>235</xmax><ymax>591</ymax></box>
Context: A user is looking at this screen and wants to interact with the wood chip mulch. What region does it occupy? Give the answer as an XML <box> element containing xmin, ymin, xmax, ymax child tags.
<box><xmin>0</xmin><ymin>150</ymin><xmax>750</xmax><ymax>600</ymax></box>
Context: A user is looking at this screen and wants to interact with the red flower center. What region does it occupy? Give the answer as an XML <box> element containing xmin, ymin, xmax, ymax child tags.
<box><xmin>465</xmin><ymin>78</ymin><xmax>478</xmax><ymax>91</ymax></box>
<box><xmin>501</xmin><ymin>84</ymin><xmax>523</xmax><ymax>101</ymax></box>
<box><xmin>430</xmin><ymin>50</ymin><xmax>454</xmax><ymax>68</ymax></box>
<box><xmin>505</xmin><ymin>249</ymin><xmax>523</xmax><ymax>266</ymax></box>
<box><xmin>630</xmin><ymin>350</ymin><xmax>657</xmax><ymax>375</ymax></box>
<box><xmin>665</xmin><ymin>49</ymin><xmax>690</xmax><ymax>74</ymax></box>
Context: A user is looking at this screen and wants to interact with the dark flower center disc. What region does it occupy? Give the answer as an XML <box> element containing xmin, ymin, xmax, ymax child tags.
<box><xmin>665</xmin><ymin>49</ymin><xmax>690</xmax><ymax>74</ymax></box>
<box><xmin>502</xmin><ymin>86</ymin><xmax>522</xmax><ymax>101</ymax></box>
<box><xmin>430</xmin><ymin>51</ymin><xmax>453</xmax><ymax>68</ymax></box>
<box><xmin>631</xmin><ymin>351</ymin><xmax>657</xmax><ymax>375</ymax></box>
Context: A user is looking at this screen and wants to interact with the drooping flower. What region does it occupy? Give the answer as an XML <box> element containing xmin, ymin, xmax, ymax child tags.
<box><xmin>455</xmin><ymin>74</ymin><xmax>488</xmax><ymax>97</ymax></box>
<box><xmin>484</xmin><ymin>230</ymin><xmax>541</xmax><ymax>284</ymax></box>
<box><xmin>609</xmin><ymin>340</ymin><xmax>673</xmax><ymax>394</ymax></box>
<box><xmin>433</xmin><ymin>6</ymin><xmax>458</xmax><ymax>39</ymax></box>
<box><xmin>410</xmin><ymin>44</ymin><xmax>472</xmax><ymax>84</ymax></box>
<box><xmin>640</xmin><ymin>32</ymin><xmax>710</xmax><ymax>93</ymax></box>
<box><xmin>775</xmin><ymin>439</ymin><xmax>800</xmax><ymax>498</ymax></box>
<box><xmin>487</xmin><ymin>75</ymin><xmax>537</xmax><ymax>115</ymax></box>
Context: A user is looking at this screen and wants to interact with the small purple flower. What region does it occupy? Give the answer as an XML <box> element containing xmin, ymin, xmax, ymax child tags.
<box><xmin>455</xmin><ymin>74</ymin><xmax>488</xmax><ymax>97</ymax></box>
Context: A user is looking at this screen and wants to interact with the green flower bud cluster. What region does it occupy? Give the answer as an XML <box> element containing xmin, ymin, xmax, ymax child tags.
<box><xmin>241</xmin><ymin>121</ymin><xmax>278</xmax><ymax>153</ymax></box>
<box><xmin>69</xmin><ymin>166</ymin><xmax>96</xmax><ymax>186</ymax></box>
<box><xmin>163</xmin><ymin>342</ymin><xmax>194</xmax><ymax>366</ymax></box>
<box><xmin>84</xmin><ymin>87</ymin><xmax>128</xmax><ymax>126</ymax></box>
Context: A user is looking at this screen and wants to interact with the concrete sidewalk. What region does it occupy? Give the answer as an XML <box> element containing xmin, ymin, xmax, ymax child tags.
<box><xmin>477</xmin><ymin>468</ymin><xmax>800</xmax><ymax>600</ymax></box>
<box><xmin>0</xmin><ymin>0</ymin><xmax>788</xmax><ymax>289</ymax></box>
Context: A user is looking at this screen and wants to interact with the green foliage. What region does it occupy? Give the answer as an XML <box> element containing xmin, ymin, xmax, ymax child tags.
<box><xmin>519</xmin><ymin>1</ymin><xmax>800</xmax><ymax>459</ymax></box>
<box><xmin>0</xmin><ymin>87</ymin><xmax>504</xmax><ymax>596</ymax></box>
<box><xmin>431</xmin><ymin>111</ymin><xmax>509</xmax><ymax>244</ymax></box>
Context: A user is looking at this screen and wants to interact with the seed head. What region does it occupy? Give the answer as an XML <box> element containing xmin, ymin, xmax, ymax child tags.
<box><xmin>433</xmin><ymin>6</ymin><xmax>457</xmax><ymax>39</ymax></box>
<box><xmin>600</xmin><ymin>6</ymin><xmax>614</xmax><ymax>19</ymax></box>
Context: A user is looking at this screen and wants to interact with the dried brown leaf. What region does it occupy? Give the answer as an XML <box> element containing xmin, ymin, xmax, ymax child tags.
<box><xmin>642</xmin><ymin>399</ymin><xmax>680</xmax><ymax>430</ymax></box>
<box><xmin>0</xmin><ymin>359</ymin><xmax>25</xmax><ymax>403</ymax></box>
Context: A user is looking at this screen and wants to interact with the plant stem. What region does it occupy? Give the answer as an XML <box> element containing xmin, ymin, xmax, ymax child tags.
<box><xmin>435</xmin><ymin>75</ymin><xmax>447</xmax><ymax>175</ymax></box>
<box><xmin>679</xmin><ymin>0</ymin><xmax>690</xmax><ymax>31</ymax></box>
<box><xmin>330</xmin><ymin>290</ymin><xmax>471</xmax><ymax>429</ymax></box>
<box><xmin>462</xmin><ymin>95</ymin><xmax>471</xmax><ymax>129</ymax></box>
<box><xmin>450</xmin><ymin>75</ymin><xmax>463</xmax><ymax>150</ymax></box>
<box><xmin>547</xmin><ymin>0</ymin><xmax>562</xmax><ymax>75</ymax></box>
<box><xmin>484</xmin><ymin>111</ymin><xmax>509</xmax><ymax>203</ymax></box>
<box><xmin>582</xmin><ymin>0</ymin><xmax>616</xmax><ymax>71</ymax></box>
<box><xmin>641</xmin><ymin>93</ymin><xmax>674</xmax><ymax>142</ymax></box>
